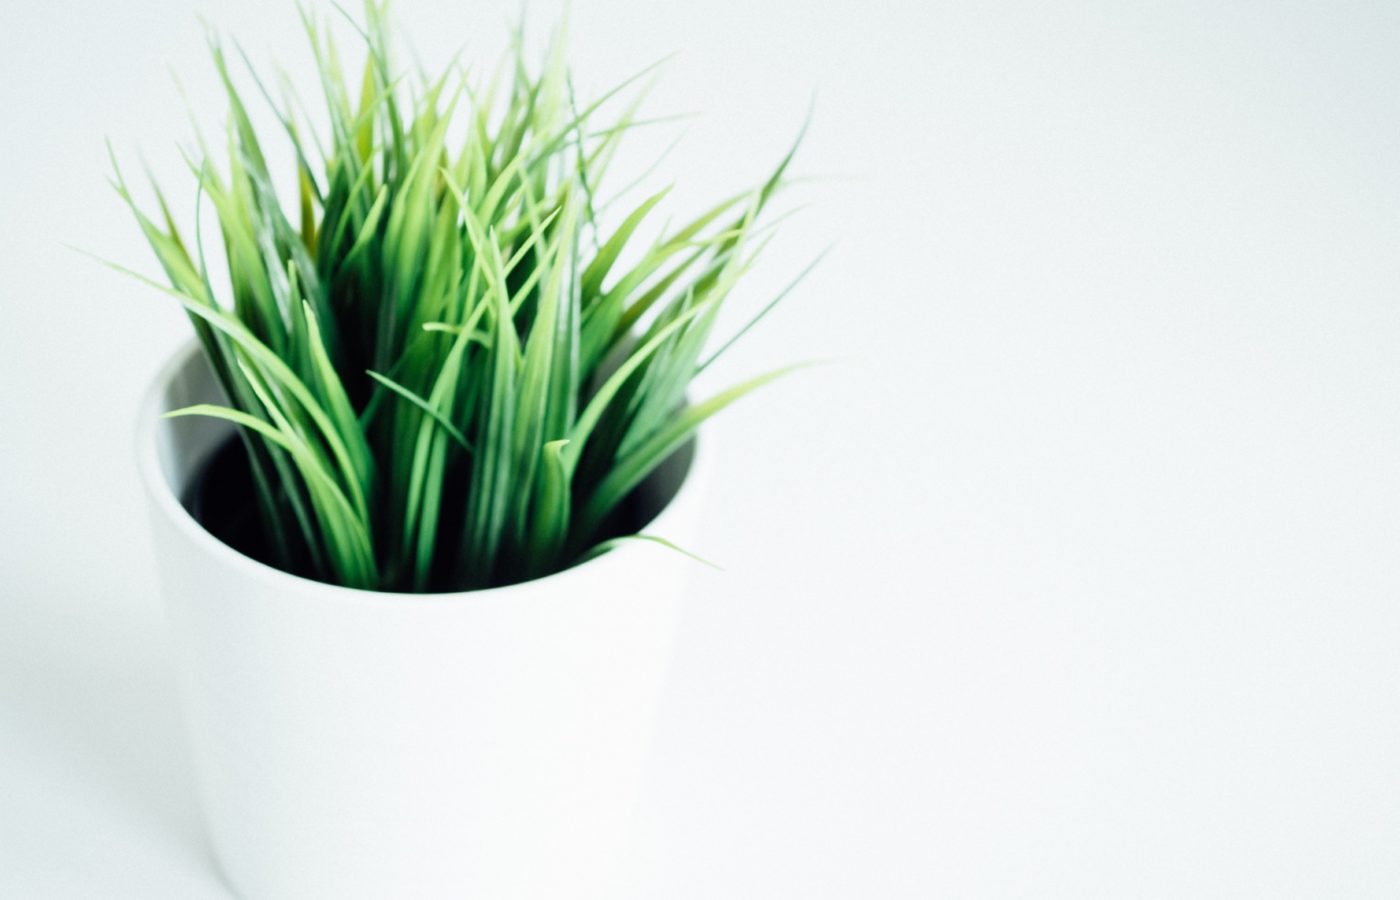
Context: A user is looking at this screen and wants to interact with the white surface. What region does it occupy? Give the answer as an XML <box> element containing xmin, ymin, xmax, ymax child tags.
<box><xmin>2</xmin><ymin>0</ymin><xmax>1400</xmax><ymax>897</ymax></box>
<box><xmin>143</xmin><ymin>345</ymin><xmax>700</xmax><ymax>900</ymax></box>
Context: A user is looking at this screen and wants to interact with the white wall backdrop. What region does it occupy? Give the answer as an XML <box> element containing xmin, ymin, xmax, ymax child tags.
<box><xmin>2</xmin><ymin>0</ymin><xmax>1399</xmax><ymax>896</ymax></box>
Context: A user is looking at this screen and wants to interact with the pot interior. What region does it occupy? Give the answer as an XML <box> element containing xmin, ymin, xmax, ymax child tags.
<box><xmin>151</xmin><ymin>345</ymin><xmax>696</xmax><ymax>591</ymax></box>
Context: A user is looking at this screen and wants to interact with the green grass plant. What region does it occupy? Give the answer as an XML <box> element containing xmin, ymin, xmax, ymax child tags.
<box><xmin>109</xmin><ymin>1</ymin><xmax>814</xmax><ymax>591</ymax></box>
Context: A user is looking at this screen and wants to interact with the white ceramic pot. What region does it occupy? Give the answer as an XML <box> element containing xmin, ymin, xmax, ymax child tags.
<box><xmin>138</xmin><ymin>342</ymin><xmax>705</xmax><ymax>900</ymax></box>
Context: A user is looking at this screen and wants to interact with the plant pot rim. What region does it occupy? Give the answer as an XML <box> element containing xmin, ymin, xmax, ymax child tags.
<box><xmin>137</xmin><ymin>339</ymin><xmax>707</xmax><ymax>608</ymax></box>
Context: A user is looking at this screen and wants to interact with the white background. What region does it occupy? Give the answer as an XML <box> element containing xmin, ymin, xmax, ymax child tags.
<box><xmin>4</xmin><ymin>0</ymin><xmax>1400</xmax><ymax>896</ymax></box>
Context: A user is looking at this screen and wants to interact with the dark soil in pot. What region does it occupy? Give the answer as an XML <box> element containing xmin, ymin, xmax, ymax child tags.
<box><xmin>182</xmin><ymin>436</ymin><xmax>284</xmax><ymax>576</ymax></box>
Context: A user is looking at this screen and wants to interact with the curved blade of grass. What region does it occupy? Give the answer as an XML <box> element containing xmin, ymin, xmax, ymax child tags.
<box><xmin>564</xmin><ymin>296</ymin><xmax>714</xmax><ymax>472</ymax></box>
<box><xmin>696</xmin><ymin>247</ymin><xmax>830</xmax><ymax>375</ymax></box>
<box><xmin>580</xmin><ymin>186</ymin><xmax>669</xmax><ymax>297</ymax></box>
<box><xmin>528</xmin><ymin>438</ymin><xmax>572</xmax><ymax>571</ymax></box>
<box><xmin>575</xmin><ymin>532</ymin><xmax>720</xmax><ymax>569</ymax></box>
<box><xmin>575</xmin><ymin>362</ymin><xmax>810</xmax><ymax>539</ymax></box>
<box><xmin>366</xmin><ymin>369</ymin><xmax>472</xmax><ymax>452</ymax></box>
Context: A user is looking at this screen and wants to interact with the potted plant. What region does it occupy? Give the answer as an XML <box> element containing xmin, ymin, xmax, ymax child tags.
<box><xmin>108</xmin><ymin>3</ymin><xmax>815</xmax><ymax>897</ymax></box>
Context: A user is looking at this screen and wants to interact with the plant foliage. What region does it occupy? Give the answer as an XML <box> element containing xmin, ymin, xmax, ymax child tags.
<box><xmin>112</xmin><ymin>1</ymin><xmax>811</xmax><ymax>591</ymax></box>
